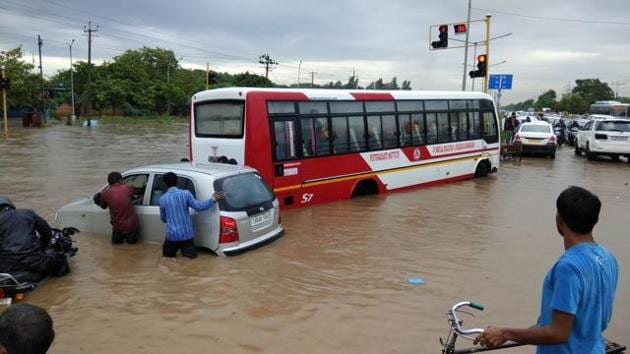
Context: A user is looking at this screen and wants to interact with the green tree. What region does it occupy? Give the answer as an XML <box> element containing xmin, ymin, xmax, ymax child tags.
<box><xmin>535</xmin><ymin>89</ymin><xmax>557</xmax><ymax>111</ymax></box>
<box><xmin>231</xmin><ymin>71</ymin><xmax>273</xmax><ymax>87</ymax></box>
<box><xmin>571</xmin><ymin>79</ymin><xmax>614</xmax><ymax>105</ymax></box>
<box><xmin>0</xmin><ymin>47</ymin><xmax>41</xmax><ymax>110</ymax></box>
<box><xmin>344</xmin><ymin>74</ymin><xmax>359</xmax><ymax>89</ymax></box>
<box><xmin>557</xmin><ymin>93</ymin><xmax>587</xmax><ymax>114</ymax></box>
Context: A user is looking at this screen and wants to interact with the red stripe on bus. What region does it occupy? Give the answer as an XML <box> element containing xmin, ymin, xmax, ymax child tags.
<box><xmin>350</xmin><ymin>92</ymin><xmax>395</xmax><ymax>101</ymax></box>
<box><xmin>400</xmin><ymin>146</ymin><xmax>498</xmax><ymax>162</ymax></box>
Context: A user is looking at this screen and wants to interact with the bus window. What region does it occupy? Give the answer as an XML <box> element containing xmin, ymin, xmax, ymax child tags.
<box><xmin>470</xmin><ymin>112</ymin><xmax>482</xmax><ymax>139</ymax></box>
<box><xmin>331</xmin><ymin>117</ymin><xmax>350</xmax><ymax>154</ymax></box>
<box><xmin>437</xmin><ymin>112</ymin><xmax>450</xmax><ymax>143</ymax></box>
<box><xmin>366</xmin><ymin>101</ymin><xmax>395</xmax><ymax>113</ymax></box>
<box><xmin>194</xmin><ymin>101</ymin><xmax>244</xmax><ymax>137</ymax></box>
<box><xmin>272</xmin><ymin>120</ymin><xmax>297</xmax><ymax>161</ymax></box>
<box><xmin>480</xmin><ymin>99</ymin><xmax>494</xmax><ymax>110</ymax></box>
<box><xmin>426</xmin><ymin>113</ymin><xmax>438</xmax><ymax>144</ymax></box>
<box><xmin>456</xmin><ymin>112</ymin><xmax>468</xmax><ymax>141</ymax></box>
<box><xmin>300</xmin><ymin>117</ymin><xmax>331</xmax><ymax>157</ymax></box>
<box><xmin>301</xmin><ymin>118</ymin><xmax>330</xmax><ymax>157</ymax></box>
<box><xmin>348</xmin><ymin>116</ymin><xmax>366</xmax><ymax>152</ymax></box>
<box><xmin>398</xmin><ymin>114</ymin><xmax>411</xmax><ymax>146</ymax></box>
<box><xmin>382</xmin><ymin>115</ymin><xmax>398</xmax><ymax>149</ymax></box>
<box><xmin>449</xmin><ymin>100</ymin><xmax>467</xmax><ymax>110</ymax></box>
<box><xmin>299</xmin><ymin>102</ymin><xmax>328</xmax><ymax>114</ymax></box>
<box><xmin>268</xmin><ymin>102</ymin><xmax>296</xmax><ymax>115</ymax></box>
<box><xmin>411</xmin><ymin>113</ymin><xmax>424</xmax><ymax>145</ymax></box>
<box><xmin>397</xmin><ymin>100</ymin><xmax>424</xmax><ymax>112</ymax></box>
<box><xmin>482</xmin><ymin>112</ymin><xmax>499</xmax><ymax>143</ymax></box>
<box><xmin>367</xmin><ymin>115</ymin><xmax>383</xmax><ymax>150</ymax></box>
<box><xmin>330</xmin><ymin>101</ymin><xmax>363</xmax><ymax>114</ymax></box>
<box><xmin>425</xmin><ymin>100</ymin><xmax>448</xmax><ymax>111</ymax></box>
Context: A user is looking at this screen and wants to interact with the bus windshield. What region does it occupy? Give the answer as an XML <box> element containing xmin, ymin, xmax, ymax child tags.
<box><xmin>194</xmin><ymin>100</ymin><xmax>244</xmax><ymax>138</ymax></box>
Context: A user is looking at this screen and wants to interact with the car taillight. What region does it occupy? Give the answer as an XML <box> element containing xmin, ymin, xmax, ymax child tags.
<box><xmin>0</xmin><ymin>288</ymin><xmax>5</xmax><ymax>299</ymax></box>
<box><xmin>549</xmin><ymin>135</ymin><xmax>556</xmax><ymax>143</ymax></box>
<box><xmin>219</xmin><ymin>216</ymin><xmax>239</xmax><ymax>243</ymax></box>
<box><xmin>514</xmin><ymin>135</ymin><xmax>521</xmax><ymax>143</ymax></box>
<box><xmin>595</xmin><ymin>133</ymin><xmax>608</xmax><ymax>140</ymax></box>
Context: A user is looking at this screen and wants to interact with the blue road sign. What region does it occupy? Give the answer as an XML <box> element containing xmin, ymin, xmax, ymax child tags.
<box><xmin>489</xmin><ymin>74</ymin><xmax>513</xmax><ymax>90</ymax></box>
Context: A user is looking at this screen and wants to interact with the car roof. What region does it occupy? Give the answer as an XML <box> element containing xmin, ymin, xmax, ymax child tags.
<box><xmin>125</xmin><ymin>162</ymin><xmax>257</xmax><ymax>178</ymax></box>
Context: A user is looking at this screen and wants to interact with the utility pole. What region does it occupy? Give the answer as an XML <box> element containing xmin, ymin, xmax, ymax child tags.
<box><xmin>461</xmin><ymin>0</ymin><xmax>472</xmax><ymax>91</ymax></box>
<box><xmin>205</xmin><ymin>62</ymin><xmax>210</xmax><ymax>90</ymax></box>
<box><xmin>258</xmin><ymin>53</ymin><xmax>278</xmax><ymax>79</ymax></box>
<box><xmin>309</xmin><ymin>71</ymin><xmax>317</xmax><ymax>87</ymax></box>
<box><xmin>611</xmin><ymin>81</ymin><xmax>625</xmax><ymax>99</ymax></box>
<box><xmin>84</xmin><ymin>21</ymin><xmax>98</xmax><ymax>127</ymax></box>
<box><xmin>1</xmin><ymin>65</ymin><xmax>8</xmax><ymax>138</ymax></box>
<box><xmin>471</xmin><ymin>42</ymin><xmax>478</xmax><ymax>91</ymax></box>
<box><xmin>67</xmin><ymin>39</ymin><xmax>76</xmax><ymax>122</ymax></box>
<box><xmin>297</xmin><ymin>60</ymin><xmax>302</xmax><ymax>87</ymax></box>
<box><xmin>483</xmin><ymin>15</ymin><xmax>491</xmax><ymax>93</ymax></box>
<box><xmin>37</xmin><ymin>35</ymin><xmax>44</xmax><ymax>121</ymax></box>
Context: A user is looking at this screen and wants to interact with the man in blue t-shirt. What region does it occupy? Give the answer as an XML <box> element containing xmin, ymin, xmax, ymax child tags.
<box><xmin>158</xmin><ymin>172</ymin><xmax>224</xmax><ymax>259</ymax></box>
<box><xmin>474</xmin><ymin>186</ymin><xmax>619</xmax><ymax>353</ymax></box>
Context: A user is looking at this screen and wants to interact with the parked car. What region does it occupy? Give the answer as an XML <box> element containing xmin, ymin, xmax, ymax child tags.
<box><xmin>575</xmin><ymin>118</ymin><xmax>630</xmax><ymax>161</ymax></box>
<box><xmin>55</xmin><ymin>162</ymin><xmax>284</xmax><ymax>256</ymax></box>
<box><xmin>513</xmin><ymin>121</ymin><xmax>557</xmax><ymax>158</ymax></box>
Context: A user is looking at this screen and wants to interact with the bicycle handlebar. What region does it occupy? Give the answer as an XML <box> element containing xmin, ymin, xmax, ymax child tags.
<box><xmin>449</xmin><ymin>301</ymin><xmax>486</xmax><ymax>336</ymax></box>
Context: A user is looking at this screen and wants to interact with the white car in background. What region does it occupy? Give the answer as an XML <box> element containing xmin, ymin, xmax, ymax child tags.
<box><xmin>575</xmin><ymin>118</ymin><xmax>630</xmax><ymax>161</ymax></box>
<box><xmin>514</xmin><ymin>121</ymin><xmax>557</xmax><ymax>158</ymax></box>
<box><xmin>55</xmin><ymin>162</ymin><xmax>284</xmax><ymax>256</ymax></box>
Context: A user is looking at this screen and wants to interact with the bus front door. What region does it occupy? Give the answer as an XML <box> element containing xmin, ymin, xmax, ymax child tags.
<box><xmin>271</xmin><ymin>119</ymin><xmax>304</xmax><ymax>208</ymax></box>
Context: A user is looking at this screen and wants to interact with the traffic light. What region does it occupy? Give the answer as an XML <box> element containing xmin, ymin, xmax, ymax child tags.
<box><xmin>0</xmin><ymin>78</ymin><xmax>10</xmax><ymax>90</ymax></box>
<box><xmin>431</xmin><ymin>25</ymin><xmax>448</xmax><ymax>49</ymax></box>
<box><xmin>469</xmin><ymin>54</ymin><xmax>487</xmax><ymax>78</ymax></box>
<box><xmin>453</xmin><ymin>24</ymin><xmax>467</xmax><ymax>34</ymax></box>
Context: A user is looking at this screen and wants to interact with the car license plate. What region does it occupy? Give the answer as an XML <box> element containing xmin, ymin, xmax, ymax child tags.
<box><xmin>528</xmin><ymin>139</ymin><xmax>544</xmax><ymax>145</ymax></box>
<box><xmin>250</xmin><ymin>210</ymin><xmax>271</xmax><ymax>227</ymax></box>
<box><xmin>0</xmin><ymin>298</ymin><xmax>12</xmax><ymax>305</ymax></box>
<box><xmin>610</xmin><ymin>136</ymin><xmax>627</xmax><ymax>141</ymax></box>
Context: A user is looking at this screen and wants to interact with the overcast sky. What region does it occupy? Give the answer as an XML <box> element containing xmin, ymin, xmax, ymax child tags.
<box><xmin>1</xmin><ymin>0</ymin><xmax>629</xmax><ymax>104</ymax></box>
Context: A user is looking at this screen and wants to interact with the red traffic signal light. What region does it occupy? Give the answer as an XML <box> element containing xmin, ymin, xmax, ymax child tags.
<box><xmin>431</xmin><ymin>25</ymin><xmax>448</xmax><ymax>49</ymax></box>
<box><xmin>453</xmin><ymin>24</ymin><xmax>467</xmax><ymax>34</ymax></box>
<box><xmin>469</xmin><ymin>54</ymin><xmax>487</xmax><ymax>78</ymax></box>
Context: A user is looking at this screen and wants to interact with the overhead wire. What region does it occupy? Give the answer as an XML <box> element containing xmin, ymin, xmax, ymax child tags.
<box><xmin>472</xmin><ymin>7</ymin><xmax>630</xmax><ymax>26</ymax></box>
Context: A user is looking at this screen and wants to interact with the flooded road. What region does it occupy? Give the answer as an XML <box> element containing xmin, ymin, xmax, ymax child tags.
<box><xmin>1</xmin><ymin>122</ymin><xmax>628</xmax><ymax>353</ymax></box>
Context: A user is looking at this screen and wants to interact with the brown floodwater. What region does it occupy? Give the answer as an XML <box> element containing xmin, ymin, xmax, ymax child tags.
<box><xmin>1</xmin><ymin>122</ymin><xmax>628</xmax><ymax>353</ymax></box>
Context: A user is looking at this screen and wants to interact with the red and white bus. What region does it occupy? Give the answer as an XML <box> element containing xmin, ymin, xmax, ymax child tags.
<box><xmin>189</xmin><ymin>88</ymin><xmax>500</xmax><ymax>208</ymax></box>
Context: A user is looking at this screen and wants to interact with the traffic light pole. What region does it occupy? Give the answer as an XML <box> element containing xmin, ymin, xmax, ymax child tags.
<box><xmin>484</xmin><ymin>15</ymin><xmax>491</xmax><ymax>93</ymax></box>
<box><xmin>461</xmin><ymin>0</ymin><xmax>472</xmax><ymax>91</ymax></box>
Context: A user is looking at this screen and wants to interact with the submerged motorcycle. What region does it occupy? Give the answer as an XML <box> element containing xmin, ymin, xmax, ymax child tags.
<box><xmin>0</xmin><ymin>227</ymin><xmax>79</xmax><ymax>305</ymax></box>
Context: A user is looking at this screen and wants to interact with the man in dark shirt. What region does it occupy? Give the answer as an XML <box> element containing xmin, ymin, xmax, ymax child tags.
<box><xmin>94</xmin><ymin>172</ymin><xmax>140</xmax><ymax>244</ymax></box>
<box><xmin>0</xmin><ymin>197</ymin><xmax>69</xmax><ymax>280</ymax></box>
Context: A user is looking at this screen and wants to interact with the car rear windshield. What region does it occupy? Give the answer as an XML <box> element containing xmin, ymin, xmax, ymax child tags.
<box><xmin>194</xmin><ymin>100</ymin><xmax>244</xmax><ymax>138</ymax></box>
<box><xmin>214</xmin><ymin>173</ymin><xmax>274</xmax><ymax>211</ymax></box>
<box><xmin>595</xmin><ymin>121</ymin><xmax>630</xmax><ymax>132</ymax></box>
<box><xmin>521</xmin><ymin>125</ymin><xmax>551</xmax><ymax>133</ymax></box>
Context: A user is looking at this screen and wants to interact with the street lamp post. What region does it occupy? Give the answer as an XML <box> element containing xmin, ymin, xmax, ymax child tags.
<box><xmin>297</xmin><ymin>60</ymin><xmax>302</xmax><ymax>88</ymax></box>
<box><xmin>67</xmin><ymin>39</ymin><xmax>76</xmax><ymax>122</ymax></box>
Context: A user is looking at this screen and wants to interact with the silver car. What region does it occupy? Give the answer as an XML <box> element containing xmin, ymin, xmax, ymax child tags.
<box><xmin>54</xmin><ymin>163</ymin><xmax>284</xmax><ymax>256</ymax></box>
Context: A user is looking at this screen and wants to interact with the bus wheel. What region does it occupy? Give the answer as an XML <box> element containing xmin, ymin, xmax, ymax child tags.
<box><xmin>474</xmin><ymin>160</ymin><xmax>490</xmax><ymax>178</ymax></box>
<box><xmin>352</xmin><ymin>179</ymin><xmax>379</xmax><ymax>198</ymax></box>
